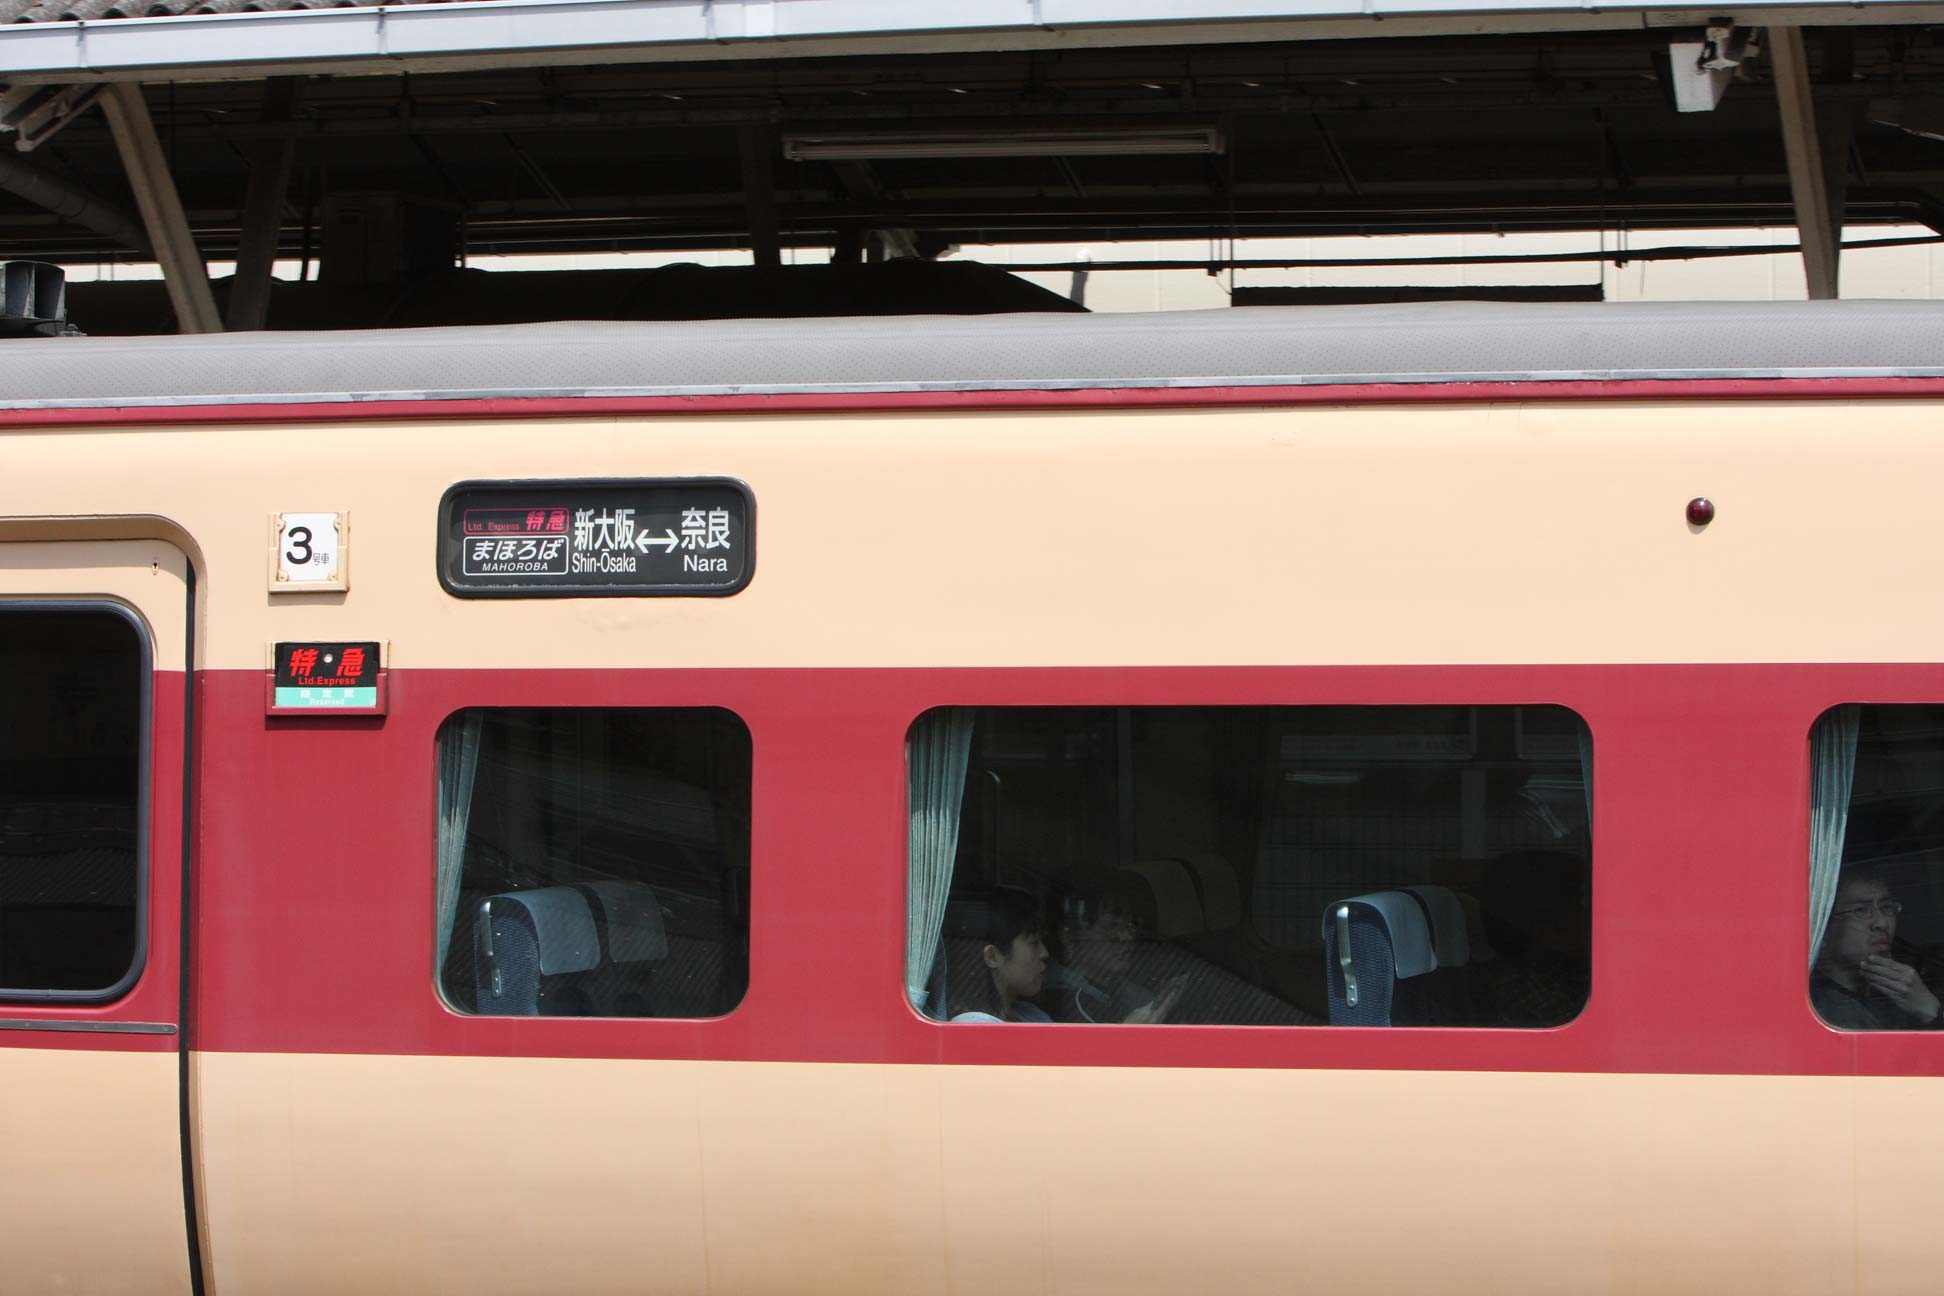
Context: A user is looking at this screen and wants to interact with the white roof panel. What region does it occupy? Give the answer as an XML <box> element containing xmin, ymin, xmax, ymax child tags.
<box><xmin>3</xmin><ymin>0</ymin><xmax>1943</xmax><ymax>83</ymax></box>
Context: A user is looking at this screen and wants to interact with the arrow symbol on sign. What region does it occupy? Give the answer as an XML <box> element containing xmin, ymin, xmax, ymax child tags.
<box><xmin>636</xmin><ymin>529</ymin><xmax>678</xmax><ymax>553</ymax></box>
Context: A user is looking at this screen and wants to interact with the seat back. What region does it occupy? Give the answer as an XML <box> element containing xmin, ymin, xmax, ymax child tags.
<box><xmin>1402</xmin><ymin>884</ymin><xmax>1470</xmax><ymax>969</ymax></box>
<box><xmin>1397</xmin><ymin>884</ymin><xmax>1476</xmax><ymax>1024</ymax></box>
<box><xmin>582</xmin><ymin>880</ymin><xmax>669</xmax><ymax>963</ymax></box>
<box><xmin>1090</xmin><ymin>860</ymin><xmax>1314</xmax><ymax>1025</ymax></box>
<box><xmin>1180</xmin><ymin>854</ymin><xmax>1243</xmax><ymax>932</ymax></box>
<box><xmin>473</xmin><ymin>881</ymin><xmax>675</xmax><ymax>1016</ymax></box>
<box><xmin>577</xmin><ymin>880</ymin><xmax>668</xmax><ymax>1016</ymax></box>
<box><xmin>474</xmin><ymin>886</ymin><xmax>600</xmax><ymax>1016</ymax></box>
<box><xmin>1322</xmin><ymin>891</ymin><xmax>1438</xmax><ymax>1026</ymax></box>
<box><xmin>1113</xmin><ymin>859</ymin><xmax>1204</xmax><ymax>940</ymax></box>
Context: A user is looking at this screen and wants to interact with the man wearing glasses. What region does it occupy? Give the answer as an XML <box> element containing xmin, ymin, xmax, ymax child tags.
<box><xmin>1812</xmin><ymin>869</ymin><xmax>1943</xmax><ymax>1029</ymax></box>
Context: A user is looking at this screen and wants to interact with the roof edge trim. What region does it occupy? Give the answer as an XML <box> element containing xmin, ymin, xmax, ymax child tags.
<box><xmin>6</xmin><ymin>366</ymin><xmax>1944</xmax><ymax>412</ymax></box>
<box><xmin>2</xmin><ymin>375</ymin><xmax>1940</xmax><ymax>426</ymax></box>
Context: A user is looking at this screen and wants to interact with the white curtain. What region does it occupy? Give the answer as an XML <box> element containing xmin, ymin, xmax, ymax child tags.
<box><xmin>434</xmin><ymin>711</ymin><xmax>485</xmax><ymax>975</ymax></box>
<box><xmin>906</xmin><ymin>709</ymin><xmax>974</xmax><ymax>1012</ymax></box>
<box><xmin>1577</xmin><ymin>723</ymin><xmax>1595</xmax><ymax>836</ymax></box>
<box><xmin>1808</xmin><ymin>706</ymin><xmax>1859</xmax><ymax>969</ymax></box>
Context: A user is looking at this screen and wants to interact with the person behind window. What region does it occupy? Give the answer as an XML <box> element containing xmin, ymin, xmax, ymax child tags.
<box><xmin>1812</xmin><ymin>868</ymin><xmax>1942</xmax><ymax>1029</ymax></box>
<box><xmin>951</xmin><ymin>889</ymin><xmax>1053</xmax><ymax>1023</ymax></box>
<box><xmin>1044</xmin><ymin>895</ymin><xmax>1184</xmax><ymax>1025</ymax></box>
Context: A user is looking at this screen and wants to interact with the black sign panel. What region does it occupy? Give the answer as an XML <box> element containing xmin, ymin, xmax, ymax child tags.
<box><xmin>438</xmin><ymin>478</ymin><xmax>754</xmax><ymax>598</ymax></box>
<box><xmin>269</xmin><ymin>640</ymin><xmax>386</xmax><ymax>715</ymax></box>
<box><xmin>275</xmin><ymin>640</ymin><xmax>381</xmax><ymax>689</ymax></box>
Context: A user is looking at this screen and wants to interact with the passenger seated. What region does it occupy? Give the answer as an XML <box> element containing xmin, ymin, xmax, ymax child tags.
<box><xmin>949</xmin><ymin>888</ymin><xmax>1053</xmax><ymax>1023</ymax></box>
<box><xmin>1044</xmin><ymin>894</ymin><xmax>1184</xmax><ymax>1024</ymax></box>
<box><xmin>1468</xmin><ymin>850</ymin><xmax>1590</xmax><ymax>1028</ymax></box>
<box><xmin>1812</xmin><ymin>867</ymin><xmax>1943</xmax><ymax>1029</ymax></box>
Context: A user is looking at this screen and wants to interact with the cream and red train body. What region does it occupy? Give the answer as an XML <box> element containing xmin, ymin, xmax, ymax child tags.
<box><xmin>3</xmin><ymin>303</ymin><xmax>1944</xmax><ymax>1293</ymax></box>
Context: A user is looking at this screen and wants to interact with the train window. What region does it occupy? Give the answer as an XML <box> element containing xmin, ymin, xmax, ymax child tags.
<box><xmin>908</xmin><ymin>705</ymin><xmax>1591</xmax><ymax>1028</ymax></box>
<box><xmin>0</xmin><ymin>607</ymin><xmax>144</xmax><ymax>998</ymax></box>
<box><xmin>1809</xmin><ymin>705</ymin><xmax>1944</xmax><ymax>1031</ymax></box>
<box><xmin>435</xmin><ymin>708</ymin><xmax>751</xmax><ymax>1018</ymax></box>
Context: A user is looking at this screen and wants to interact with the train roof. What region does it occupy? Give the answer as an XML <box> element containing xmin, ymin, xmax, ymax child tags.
<box><xmin>2</xmin><ymin>299</ymin><xmax>1943</xmax><ymax>411</ymax></box>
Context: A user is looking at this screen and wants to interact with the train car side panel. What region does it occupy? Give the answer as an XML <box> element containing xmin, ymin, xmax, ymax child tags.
<box><xmin>193</xmin><ymin>1054</ymin><xmax>1884</xmax><ymax>1296</ymax></box>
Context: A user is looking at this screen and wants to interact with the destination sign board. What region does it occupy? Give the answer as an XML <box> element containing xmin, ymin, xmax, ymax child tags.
<box><xmin>438</xmin><ymin>478</ymin><xmax>754</xmax><ymax>598</ymax></box>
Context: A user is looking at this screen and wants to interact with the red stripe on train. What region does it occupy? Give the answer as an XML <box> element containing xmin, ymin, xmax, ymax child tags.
<box><xmin>0</xmin><ymin>376</ymin><xmax>1942</xmax><ymax>427</ymax></box>
<box><xmin>184</xmin><ymin>663</ymin><xmax>1944</xmax><ymax>1077</ymax></box>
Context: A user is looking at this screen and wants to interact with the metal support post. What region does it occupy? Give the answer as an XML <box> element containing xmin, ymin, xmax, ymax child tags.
<box><xmin>737</xmin><ymin>124</ymin><xmax>781</xmax><ymax>269</ymax></box>
<box><xmin>99</xmin><ymin>81</ymin><xmax>222</xmax><ymax>333</ymax></box>
<box><xmin>1817</xmin><ymin>100</ymin><xmax>1853</xmax><ymax>249</ymax></box>
<box><xmin>226</xmin><ymin>77</ymin><xmax>301</xmax><ymax>331</ymax></box>
<box><xmin>1770</xmin><ymin>27</ymin><xmax>1840</xmax><ymax>300</ymax></box>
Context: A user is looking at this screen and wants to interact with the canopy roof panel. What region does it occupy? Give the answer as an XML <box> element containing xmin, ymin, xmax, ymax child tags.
<box><xmin>0</xmin><ymin>0</ymin><xmax>1939</xmax><ymax>81</ymax></box>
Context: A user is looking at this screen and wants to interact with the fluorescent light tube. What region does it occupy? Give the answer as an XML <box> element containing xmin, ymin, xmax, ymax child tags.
<box><xmin>781</xmin><ymin>127</ymin><xmax>1224</xmax><ymax>161</ymax></box>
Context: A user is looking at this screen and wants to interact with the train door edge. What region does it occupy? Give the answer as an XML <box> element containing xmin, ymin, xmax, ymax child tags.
<box><xmin>0</xmin><ymin>537</ymin><xmax>199</xmax><ymax>1295</ymax></box>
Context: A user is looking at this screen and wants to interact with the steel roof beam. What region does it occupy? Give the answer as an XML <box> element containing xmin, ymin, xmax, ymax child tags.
<box><xmin>44</xmin><ymin>81</ymin><xmax>1913</xmax><ymax>144</ymax></box>
<box><xmin>9</xmin><ymin>206</ymin><xmax>1936</xmax><ymax>263</ymax></box>
<box><xmin>0</xmin><ymin>148</ymin><xmax>149</xmax><ymax>256</ymax></box>
<box><xmin>225</xmin><ymin>76</ymin><xmax>298</xmax><ymax>330</ymax></box>
<box><xmin>1771</xmin><ymin>26</ymin><xmax>1842</xmax><ymax>297</ymax></box>
<box><xmin>99</xmin><ymin>82</ymin><xmax>221</xmax><ymax>332</ymax></box>
<box><xmin>37</xmin><ymin>185</ymin><xmax>1931</xmax><ymax>240</ymax></box>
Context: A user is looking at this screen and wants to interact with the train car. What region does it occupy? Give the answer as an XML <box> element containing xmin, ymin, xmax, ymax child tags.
<box><xmin>3</xmin><ymin>300</ymin><xmax>1944</xmax><ymax>1294</ymax></box>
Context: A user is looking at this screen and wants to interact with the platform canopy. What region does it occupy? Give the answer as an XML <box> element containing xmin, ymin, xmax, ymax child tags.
<box><xmin>0</xmin><ymin>0</ymin><xmax>1936</xmax><ymax>330</ymax></box>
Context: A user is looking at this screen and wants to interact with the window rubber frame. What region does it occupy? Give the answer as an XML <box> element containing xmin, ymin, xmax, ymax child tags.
<box><xmin>0</xmin><ymin>599</ymin><xmax>153</xmax><ymax>1004</ymax></box>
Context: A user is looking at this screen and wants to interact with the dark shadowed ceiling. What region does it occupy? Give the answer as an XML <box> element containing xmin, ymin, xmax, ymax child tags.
<box><xmin>0</xmin><ymin>25</ymin><xmax>1938</xmax><ymax>269</ymax></box>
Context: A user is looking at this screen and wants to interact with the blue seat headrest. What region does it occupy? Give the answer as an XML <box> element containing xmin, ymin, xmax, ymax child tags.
<box><xmin>1321</xmin><ymin>891</ymin><xmax>1438</xmax><ymax>979</ymax></box>
<box><xmin>488</xmin><ymin>887</ymin><xmax>599</xmax><ymax>975</ymax></box>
